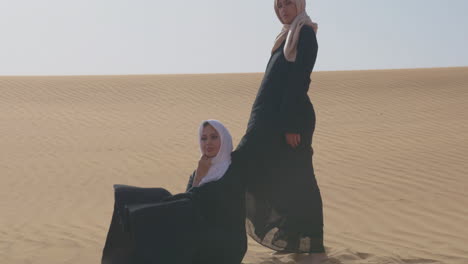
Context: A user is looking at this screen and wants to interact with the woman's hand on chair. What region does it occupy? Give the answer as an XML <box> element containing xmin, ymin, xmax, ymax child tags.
<box><xmin>285</xmin><ymin>133</ymin><xmax>301</xmax><ymax>148</ymax></box>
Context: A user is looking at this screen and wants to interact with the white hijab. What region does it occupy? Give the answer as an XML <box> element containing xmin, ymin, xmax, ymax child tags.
<box><xmin>196</xmin><ymin>120</ymin><xmax>233</xmax><ymax>187</ymax></box>
<box><xmin>272</xmin><ymin>0</ymin><xmax>318</xmax><ymax>62</ymax></box>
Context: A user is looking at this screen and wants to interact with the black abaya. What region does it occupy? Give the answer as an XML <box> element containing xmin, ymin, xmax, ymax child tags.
<box><xmin>232</xmin><ymin>25</ymin><xmax>324</xmax><ymax>253</ymax></box>
<box><xmin>101</xmin><ymin>164</ymin><xmax>247</xmax><ymax>264</ymax></box>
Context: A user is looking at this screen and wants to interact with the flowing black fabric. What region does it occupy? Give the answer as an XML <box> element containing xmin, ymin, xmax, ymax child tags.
<box><xmin>187</xmin><ymin>165</ymin><xmax>247</xmax><ymax>264</ymax></box>
<box><xmin>101</xmin><ymin>164</ymin><xmax>247</xmax><ymax>264</ymax></box>
<box><xmin>232</xmin><ymin>25</ymin><xmax>325</xmax><ymax>253</ymax></box>
<box><xmin>101</xmin><ymin>185</ymin><xmax>173</xmax><ymax>264</ymax></box>
<box><xmin>128</xmin><ymin>198</ymin><xmax>200</xmax><ymax>263</ymax></box>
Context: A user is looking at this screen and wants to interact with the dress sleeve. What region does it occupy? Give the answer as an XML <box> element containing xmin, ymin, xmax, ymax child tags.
<box><xmin>186</xmin><ymin>171</ymin><xmax>196</xmax><ymax>192</ymax></box>
<box><xmin>279</xmin><ymin>25</ymin><xmax>318</xmax><ymax>134</ymax></box>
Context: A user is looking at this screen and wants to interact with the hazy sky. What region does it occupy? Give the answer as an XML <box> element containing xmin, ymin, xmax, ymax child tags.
<box><xmin>1</xmin><ymin>0</ymin><xmax>467</xmax><ymax>75</ymax></box>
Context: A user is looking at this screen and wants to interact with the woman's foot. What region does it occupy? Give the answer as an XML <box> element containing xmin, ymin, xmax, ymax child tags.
<box><xmin>294</xmin><ymin>252</ymin><xmax>328</xmax><ymax>264</ymax></box>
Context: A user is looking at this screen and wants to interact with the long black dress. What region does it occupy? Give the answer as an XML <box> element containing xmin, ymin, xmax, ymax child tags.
<box><xmin>101</xmin><ymin>164</ymin><xmax>247</xmax><ymax>264</ymax></box>
<box><xmin>232</xmin><ymin>25</ymin><xmax>324</xmax><ymax>253</ymax></box>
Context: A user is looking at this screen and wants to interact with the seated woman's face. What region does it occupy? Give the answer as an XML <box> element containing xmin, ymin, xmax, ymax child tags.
<box><xmin>200</xmin><ymin>124</ymin><xmax>221</xmax><ymax>158</ymax></box>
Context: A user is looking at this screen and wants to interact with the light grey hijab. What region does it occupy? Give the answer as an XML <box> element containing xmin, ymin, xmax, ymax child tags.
<box><xmin>272</xmin><ymin>0</ymin><xmax>318</xmax><ymax>62</ymax></box>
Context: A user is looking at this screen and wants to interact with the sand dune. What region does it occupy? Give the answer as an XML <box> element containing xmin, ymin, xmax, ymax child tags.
<box><xmin>1</xmin><ymin>67</ymin><xmax>467</xmax><ymax>264</ymax></box>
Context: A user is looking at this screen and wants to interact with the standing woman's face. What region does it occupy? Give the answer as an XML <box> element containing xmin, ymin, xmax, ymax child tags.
<box><xmin>200</xmin><ymin>124</ymin><xmax>221</xmax><ymax>158</ymax></box>
<box><xmin>277</xmin><ymin>0</ymin><xmax>298</xmax><ymax>24</ymax></box>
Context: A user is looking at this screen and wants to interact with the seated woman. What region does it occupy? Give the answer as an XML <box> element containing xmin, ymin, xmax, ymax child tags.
<box><xmin>101</xmin><ymin>120</ymin><xmax>247</xmax><ymax>264</ymax></box>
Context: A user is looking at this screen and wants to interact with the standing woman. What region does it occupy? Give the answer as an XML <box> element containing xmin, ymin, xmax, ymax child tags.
<box><xmin>232</xmin><ymin>0</ymin><xmax>326</xmax><ymax>262</ymax></box>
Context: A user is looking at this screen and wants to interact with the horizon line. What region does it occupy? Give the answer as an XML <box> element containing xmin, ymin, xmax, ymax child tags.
<box><xmin>1</xmin><ymin>66</ymin><xmax>467</xmax><ymax>78</ymax></box>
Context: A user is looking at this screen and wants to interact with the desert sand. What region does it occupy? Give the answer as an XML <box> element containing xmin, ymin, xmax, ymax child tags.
<box><xmin>1</xmin><ymin>67</ymin><xmax>467</xmax><ymax>264</ymax></box>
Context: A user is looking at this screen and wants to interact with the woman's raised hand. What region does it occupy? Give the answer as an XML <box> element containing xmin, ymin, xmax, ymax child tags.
<box><xmin>194</xmin><ymin>155</ymin><xmax>212</xmax><ymax>186</ymax></box>
<box><xmin>285</xmin><ymin>133</ymin><xmax>301</xmax><ymax>148</ymax></box>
